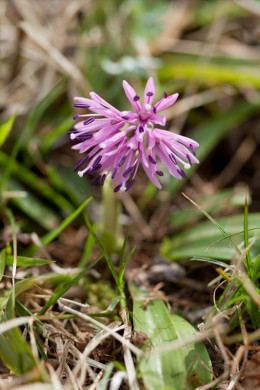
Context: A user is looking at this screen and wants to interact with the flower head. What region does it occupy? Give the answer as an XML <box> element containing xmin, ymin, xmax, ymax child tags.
<box><xmin>70</xmin><ymin>77</ymin><xmax>199</xmax><ymax>191</ymax></box>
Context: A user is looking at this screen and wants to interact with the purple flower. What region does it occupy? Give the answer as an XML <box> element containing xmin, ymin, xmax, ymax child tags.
<box><xmin>70</xmin><ymin>77</ymin><xmax>199</xmax><ymax>191</ymax></box>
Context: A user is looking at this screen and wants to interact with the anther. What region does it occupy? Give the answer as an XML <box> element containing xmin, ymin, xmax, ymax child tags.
<box><xmin>114</xmin><ymin>184</ymin><xmax>122</xmax><ymax>192</ymax></box>
<box><xmin>74</xmin><ymin>156</ymin><xmax>89</xmax><ymax>171</ymax></box>
<box><xmin>186</xmin><ymin>154</ymin><xmax>192</xmax><ymax>166</ymax></box>
<box><xmin>83</xmin><ymin>118</ymin><xmax>95</xmax><ymax>126</ymax></box>
<box><xmin>148</xmin><ymin>155</ymin><xmax>156</xmax><ymax>164</ymax></box>
<box><xmin>75</xmin><ymin>133</ymin><xmax>93</xmax><ymax>141</ymax></box>
<box><xmin>123</xmin><ymin>166</ymin><xmax>134</xmax><ymax>178</ymax></box>
<box><xmin>126</xmin><ymin>179</ymin><xmax>135</xmax><ymax>191</ymax></box>
<box><xmin>74</xmin><ymin>103</ymin><xmax>90</xmax><ymax>108</ymax></box>
<box><xmin>177</xmin><ymin>168</ymin><xmax>187</xmax><ymax>178</ymax></box>
<box><xmin>156</xmin><ymin>170</ymin><xmax>164</xmax><ymax>176</ymax></box>
<box><xmin>133</xmin><ymin>95</ymin><xmax>140</xmax><ymax>102</ymax></box>
<box><xmin>118</xmin><ymin>156</ymin><xmax>127</xmax><ymax>167</ymax></box>
<box><xmin>89</xmin><ymin>163</ymin><xmax>102</xmax><ymax>174</ymax></box>
<box><xmin>169</xmin><ymin>153</ymin><xmax>178</xmax><ymax>164</ymax></box>
<box><xmin>112</xmin><ymin>168</ymin><xmax>117</xmax><ymax>179</ymax></box>
<box><xmin>92</xmin><ymin>155</ymin><xmax>102</xmax><ymax>168</ymax></box>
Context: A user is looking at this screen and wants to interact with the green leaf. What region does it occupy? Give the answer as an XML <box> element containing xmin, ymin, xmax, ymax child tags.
<box><xmin>131</xmin><ymin>284</ymin><xmax>186</xmax><ymax>390</ymax></box>
<box><xmin>161</xmin><ymin>213</ymin><xmax>260</xmax><ymax>261</ymax></box>
<box><xmin>5</xmin><ymin>255</ymin><xmax>52</xmax><ymax>267</ymax></box>
<box><xmin>131</xmin><ymin>284</ymin><xmax>212</xmax><ymax>390</ymax></box>
<box><xmin>170</xmin><ymin>314</ymin><xmax>212</xmax><ymax>389</ymax></box>
<box><xmin>0</xmin><ymin>115</ymin><xmax>16</xmax><ymax>148</ymax></box>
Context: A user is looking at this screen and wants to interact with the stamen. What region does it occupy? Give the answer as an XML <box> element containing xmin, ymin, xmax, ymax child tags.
<box><xmin>74</xmin><ymin>103</ymin><xmax>90</xmax><ymax>108</ymax></box>
<box><xmin>146</xmin><ymin>92</ymin><xmax>153</xmax><ymax>97</ymax></box>
<box><xmin>148</xmin><ymin>155</ymin><xmax>156</xmax><ymax>164</ymax></box>
<box><xmin>112</xmin><ymin>168</ymin><xmax>117</xmax><ymax>179</ymax></box>
<box><xmin>89</xmin><ymin>163</ymin><xmax>102</xmax><ymax>174</ymax></box>
<box><xmin>114</xmin><ymin>184</ymin><xmax>122</xmax><ymax>192</ymax></box>
<box><xmin>133</xmin><ymin>95</ymin><xmax>140</xmax><ymax>102</ymax></box>
<box><xmin>156</xmin><ymin>170</ymin><xmax>164</xmax><ymax>176</ymax></box>
<box><xmin>169</xmin><ymin>153</ymin><xmax>178</xmax><ymax>164</ymax></box>
<box><xmin>78</xmin><ymin>171</ymin><xmax>84</xmax><ymax>177</ymax></box>
<box><xmin>139</xmin><ymin>126</ymin><xmax>144</xmax><ymax>133</ymax></box>
<box><xmin>74</xmin><ymin>133</ymin><xmax>93</xmax><ymax>141</ymax></box>
<box><xmin>92</xmin><ymin>155</ymin><xmax>102</xmax><ymax>168</ymax></box>
<box><xmin>153</xmin><ymin>106</ymin><xmax>157</xmax><ymax>114</ymax></box>
<box><xmin>186</xmin><ymin>154</ymin><xmax>192</xmax><ymax>166</ymax></box>
<box><xmin>190</xmin><ymin>143</ymin><xmax>196</xmax><ymax>155</ymax></box>
<box><xmin>177</xmin><ymin>168</ymin><xmax>187</xmax><ymax>178</ymax></box>
<box><xmin>126</xmin><ymin>179</ymin><xmax>135</xmax><ymax>191</ymax></box>
<box><xmin>122</xmin><ymin>115</ymin><xmax>129</xmax><ymax>120</ymax></box>
<box><xmin>83</xmin><ymin>117</ymin><xmax>95</xmax><ymax>126</ymax></box>
<box><xmin>163</xmin><ymin>92</ymin><xmax>168</xmax><ymax>98</ymax></box>
<box><xmin>74</xmin><ymin>156</ymin><xmax>89</xmax><ymax>171</ymax></box>
<box><xmin>123</xmin><ymin>166</ymin><xmax>134</xmax><ymax>178</ymax></box>
<box><xmin>73</xmin><ymin>114</ymin><xmax>80</xmax><ymax>120</ymax></box>
<box><xmin>118</xmin><ymin>155</ymin><xmax>127</xmax><ymax>167</ymax></box>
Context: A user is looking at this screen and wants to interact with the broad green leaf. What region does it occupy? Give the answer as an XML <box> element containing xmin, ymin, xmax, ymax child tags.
<box><xmin>0</xmin><ymin>115</ymin><xmax>16</xmax><ymax>148</ymax></box>
<box><xmin>161</xmin><ymin>213</ymin><xmax>260</xmax><ymax>261</ymax></box>
<box><xmin>131</xmin><ymin>284</ymin><xmax>212</xmax><ymax>389</ymax></box>
<box><xmin>170</xmin><ymin>314</ymin><xmax>212</xmax><ymax>389</ymax></box>
<box><xmin>131</xmin><ymin>284</ymin><xmax>186</xmax><ymax>390</ymax></box>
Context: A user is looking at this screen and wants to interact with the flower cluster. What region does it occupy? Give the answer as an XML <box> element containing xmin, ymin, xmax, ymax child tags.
<box><xmin>70</xmin><ymin>77</ymin><xmax>199</xmax><ymax>191</ymax></box>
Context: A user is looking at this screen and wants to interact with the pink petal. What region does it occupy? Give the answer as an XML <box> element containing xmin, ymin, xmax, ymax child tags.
<box><xmin>90</xmin><ymin>92</ymin><xmax>121</xmax><ymax>115</ymax></box>
<box><xmin>155</xmin><ymin>93</ymin><xmax>179</xmax><ymax>112</ymax></box>
<box><xmin>122</xmin><ymin>80</ymin><xmax>141</xmax><ymax>111</ymax></box>
<box><xmin>144</xmin><ymin>77</ymin><xmax>155</xmax><ymax>105</ymax></box>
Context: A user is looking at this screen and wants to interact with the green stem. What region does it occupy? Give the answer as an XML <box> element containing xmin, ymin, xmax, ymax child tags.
<box><xmin>100</xmin><ymin>178</ymin><xmax>122</xmax><ymax>254</ymax></box>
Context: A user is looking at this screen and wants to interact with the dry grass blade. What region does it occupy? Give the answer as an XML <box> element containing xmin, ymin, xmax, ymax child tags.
<box><xmin>0</xmin><ymin>316</ymin><xmax>33</xmax><ymax>335</ymax></box>
<box><xmin>58</xmin><ymin>302</ymin><xmax>142</xmax><ymax>357</ymax></box>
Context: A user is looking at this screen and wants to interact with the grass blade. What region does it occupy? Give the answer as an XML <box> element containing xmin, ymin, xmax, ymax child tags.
<box><xmin>0</xmin><ymin>114</ymin><xmax>16</xmax><ymax>148</ymax></box>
